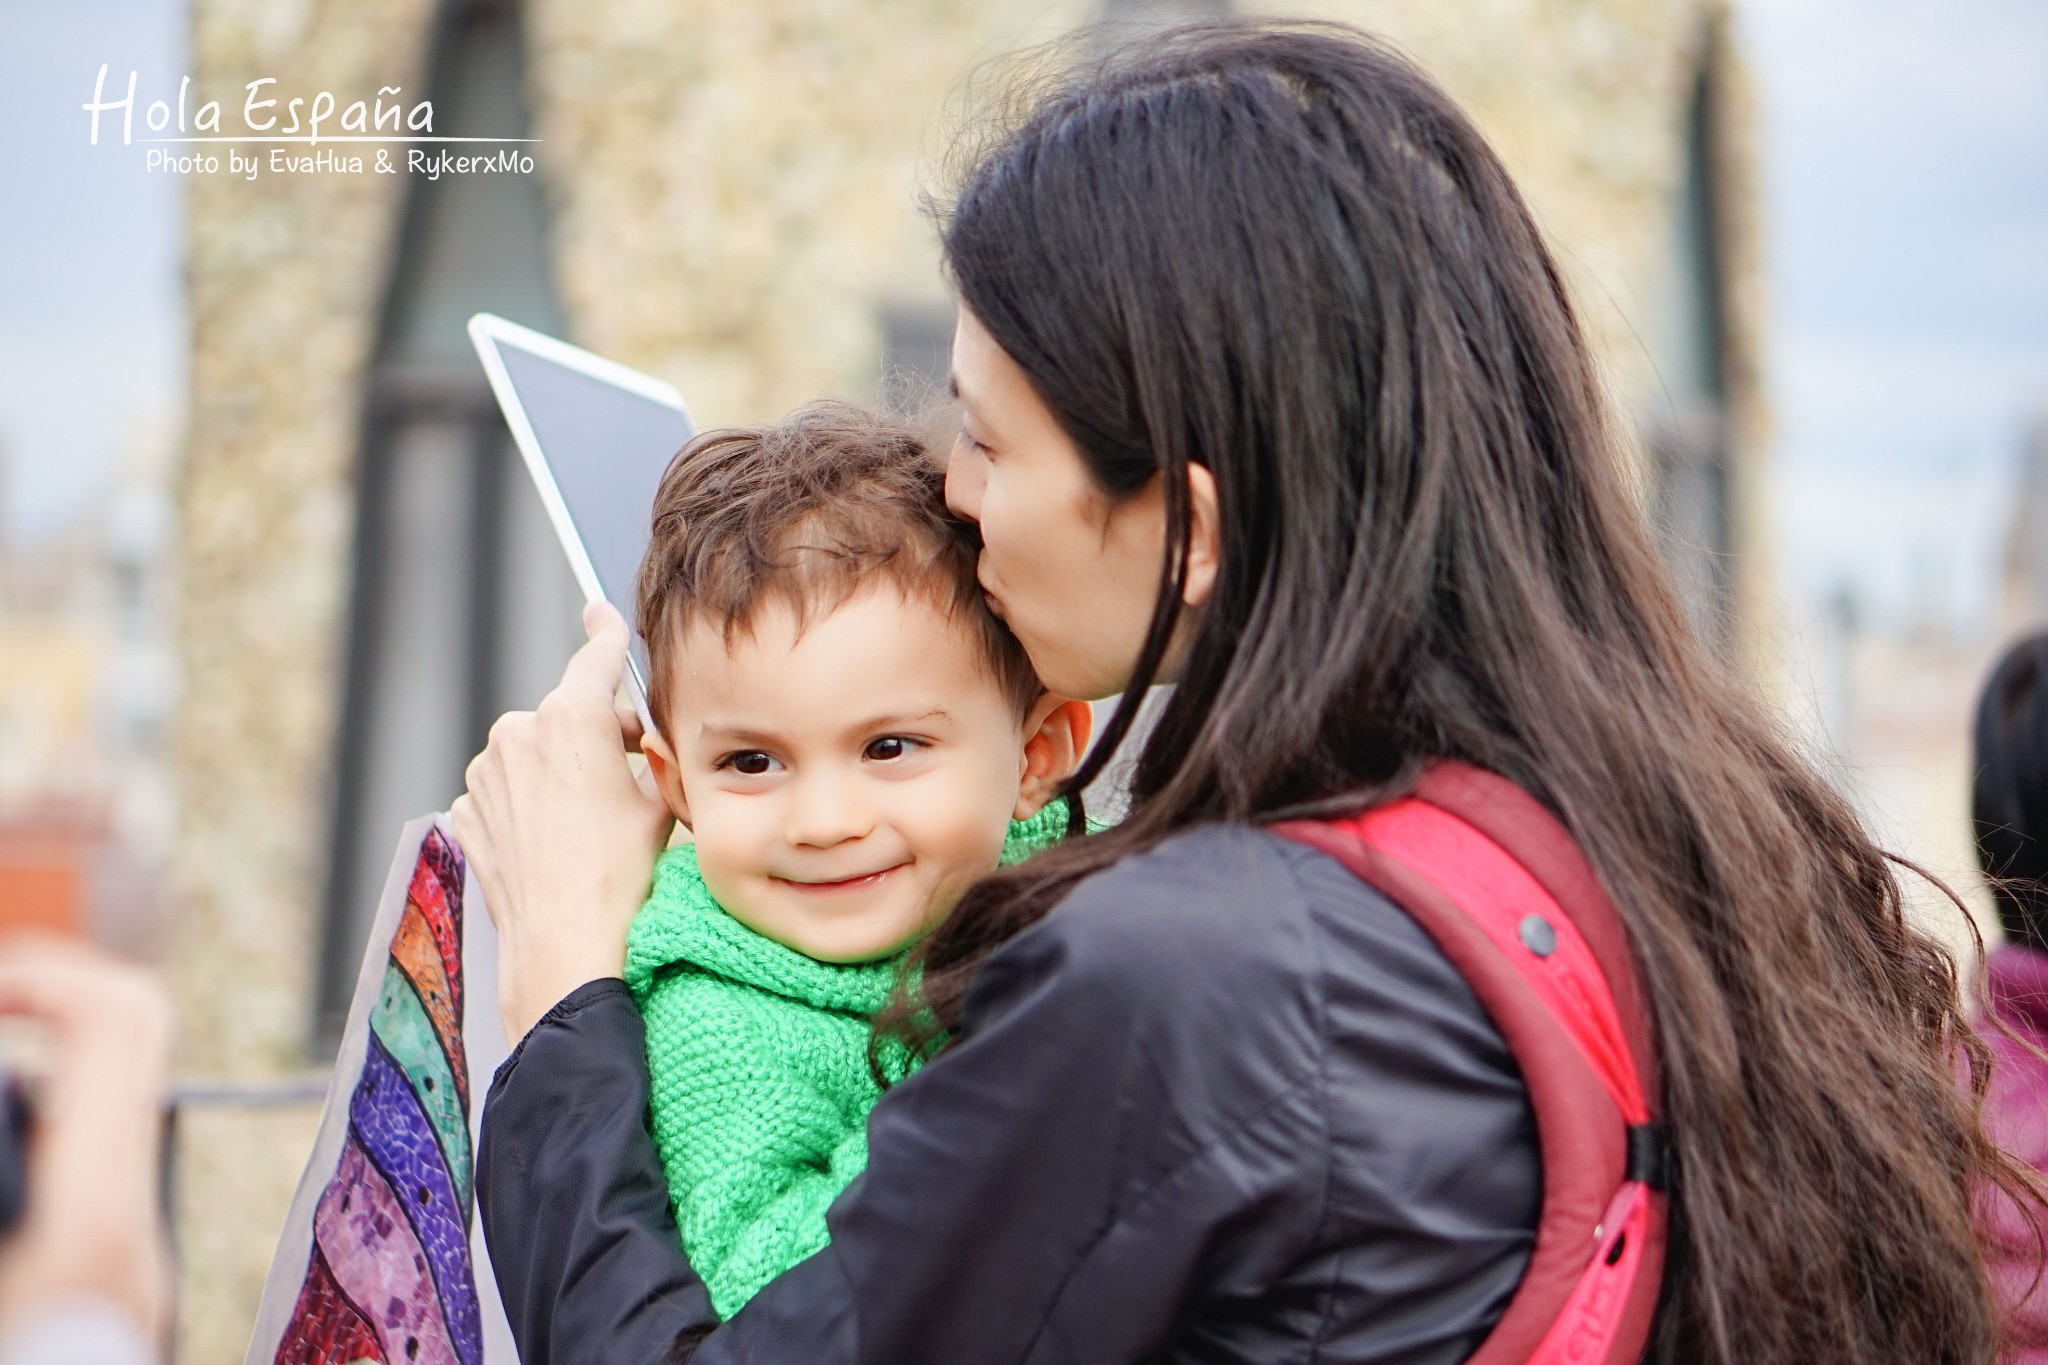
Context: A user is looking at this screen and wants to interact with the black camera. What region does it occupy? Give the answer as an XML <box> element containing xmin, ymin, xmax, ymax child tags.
<box><xmin>0</xmin><ymin>1075</ymin><xmax>31</xmax><ymax>1234</ymax></box>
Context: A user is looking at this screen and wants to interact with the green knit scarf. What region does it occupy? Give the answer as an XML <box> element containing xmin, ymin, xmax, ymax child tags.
<box><xmin>624</xmin><ymin>799</ymin><xmax>1070</xmax><ymax>1319</ymax></box>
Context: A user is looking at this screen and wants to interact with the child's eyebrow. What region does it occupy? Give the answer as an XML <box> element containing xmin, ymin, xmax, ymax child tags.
<box><xmin>855</xmin><ymin>709</ymin><xmax>954</xmax><ymax>731</ymax></box>
<box><xmin>694</xmin><ymin>720</ymin><xmax>784</xmax><ymax>747</ymax></box>
<box><xmin>693</xmin><ymin>710</ymin><xmax>954</xmax><ymax>747</ymax></box>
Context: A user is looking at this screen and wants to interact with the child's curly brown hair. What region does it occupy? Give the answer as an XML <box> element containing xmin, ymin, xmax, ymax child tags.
<box><xmin>636</xmin><ymin>401</ymin><xmax>1043</xmax><ymax>739</ymax></box>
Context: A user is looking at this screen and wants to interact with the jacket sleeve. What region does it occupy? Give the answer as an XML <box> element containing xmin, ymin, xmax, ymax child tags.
<box><xmin>477</xmin><ymin>830</ymin><xmax>1336</xmax><ymax>1365</ymax></box>
<box><xmin>477</xmin><ymin>980</ymin><xmax>718</xmax><ymax>1365</ymax></box>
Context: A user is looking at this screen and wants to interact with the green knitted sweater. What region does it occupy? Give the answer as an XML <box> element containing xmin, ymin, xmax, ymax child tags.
<box><xmin>623</xmin><ymin>800</ymin><xmax>1070</xmax><ymax>1320</ymax></box>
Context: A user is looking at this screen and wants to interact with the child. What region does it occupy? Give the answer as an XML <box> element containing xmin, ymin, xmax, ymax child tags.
<box><xmin>625</xmin><ymin>402</ymin><xmax>1091</xmax><ymax>1320</ymax></box>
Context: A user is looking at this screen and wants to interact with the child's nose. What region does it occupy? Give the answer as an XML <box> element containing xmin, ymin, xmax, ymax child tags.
<box><xmin>783</xmin><ymin>770</ymin><xmax>876</xmax><ymax>849</ymax></box>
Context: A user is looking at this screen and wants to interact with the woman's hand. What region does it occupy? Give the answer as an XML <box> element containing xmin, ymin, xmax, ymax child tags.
<box><xmin>0</xmin><ymin>937</ymin><xmax>173</xmax><ymax>1348</ymax></box>
<box><xmin>453</xmin><ymin>602</ymin><xmax>674</xmax><ymax>1043</ymax></box>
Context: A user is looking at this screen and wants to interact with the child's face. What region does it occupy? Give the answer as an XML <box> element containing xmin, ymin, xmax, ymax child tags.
<box><xmin>640</xmin><ymin>585</ymin><xmax>1073</xmax><ymax>963</ymax></box>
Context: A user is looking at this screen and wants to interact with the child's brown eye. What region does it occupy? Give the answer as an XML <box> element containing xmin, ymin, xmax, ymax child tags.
<box><xmin>731</xmin><ymin>751</ymin><xmax>774</xmax><ymax>775</ymax></box>
<box><xmin>865</xmin><ymin>737</ymin><xmax>908</xmax><ymax>762</ymax></box>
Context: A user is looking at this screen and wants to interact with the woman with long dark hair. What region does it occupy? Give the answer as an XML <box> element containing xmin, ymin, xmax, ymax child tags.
<box><xmin>452</xmin><ymin>22</ymin><xmax>2033</xmax><ymax>1364</ymax></box>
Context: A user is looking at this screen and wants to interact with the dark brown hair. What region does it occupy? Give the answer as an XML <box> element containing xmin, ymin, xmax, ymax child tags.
<box><xmin>1975</xmin><ymin>632</ymin><xmax>2048</xmax><ymax>954</ymax></box>
<box><xmin>885</xmin><ymin>21</ymin><xmax>2039</xmax><ymax>1363</ymax></box>
<box><xmin>635</xmin><ymin>401</ymin><xmax>1042</xmax><ymax>736</ymax></box>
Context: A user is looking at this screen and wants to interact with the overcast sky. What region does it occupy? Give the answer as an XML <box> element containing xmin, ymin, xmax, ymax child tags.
<box><xmin>1739</xmin><ymin>0</ymin><xmax>2048</xmax><ymax>632</ymax></box>
<box><xmin>0</xmin><ymin>0</ymin><xmax>185</xmax><ymax>539</ymax></box>
<box><xmin>1</xmin><ymin>0</ymin><xmax>2044</xmax><ymax>637</ymax></box>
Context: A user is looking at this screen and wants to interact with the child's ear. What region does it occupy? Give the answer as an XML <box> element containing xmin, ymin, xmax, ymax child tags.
<box><xmin>1014</xmin><ymin>696</ymin><xmax>1093</xmax><ymax>821</ymax></box>
<box><xmin>639</xmin><ymin>728</ymin><xmax>694</xmax><ymax>830</ymax></box>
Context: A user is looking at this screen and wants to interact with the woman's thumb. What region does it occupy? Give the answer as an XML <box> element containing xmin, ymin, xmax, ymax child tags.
<box><xmin>561</xmin><ymin>600</ymin><xmax>630</xmax><ymax>698</ymax></box>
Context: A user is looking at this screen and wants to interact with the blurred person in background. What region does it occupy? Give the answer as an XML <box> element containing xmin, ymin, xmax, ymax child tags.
<box><xmin>0</xmin><ymin>938</ymin><xmax>171</xmax><ymax>1365</ymax></box>
<box><xmin>1972</xmin><ymin>632</ymin><xmax>2048</xmax><ymax>1360</ymax></box>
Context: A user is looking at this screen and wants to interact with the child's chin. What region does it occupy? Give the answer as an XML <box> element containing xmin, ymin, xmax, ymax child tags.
<box><xmin>788</xmin><ymin>911</ymin><xmax>927</xmax><ymax>965</ymax></box>
<box><xmin>801</xmin><ymin>932</ymin><xmax>917</xmax><ymax>965</ymax></box>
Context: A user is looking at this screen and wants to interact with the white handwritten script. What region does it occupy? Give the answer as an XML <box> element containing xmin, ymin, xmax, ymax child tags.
<box><xmin>81</xmin><ymin>65</ymin><xmax>538</xmax><ymax>176</ymax></box>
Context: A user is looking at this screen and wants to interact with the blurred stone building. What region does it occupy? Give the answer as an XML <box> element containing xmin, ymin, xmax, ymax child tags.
<box><xmin>2003</xmin><ymin>412</ymin><xmax>2048</xmax><ymax>632</ymax></box>
<box><xmin>168</xmin><ymin>0</ymin><xmax>1764</xmax><ymax>1356</ymax></box>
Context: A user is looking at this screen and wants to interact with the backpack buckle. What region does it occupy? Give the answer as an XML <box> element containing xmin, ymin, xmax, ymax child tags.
<box><xmin>1625</xmin><ymin>1123</ymin><xmax>1670</xmax><ymax>1191</ymax></box>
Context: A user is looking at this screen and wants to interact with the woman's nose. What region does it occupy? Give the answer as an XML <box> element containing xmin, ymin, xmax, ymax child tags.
<box><xmin>945</xmin><ymin>439</ymin><xmax>986</xmax><ymax>523</ymax></box>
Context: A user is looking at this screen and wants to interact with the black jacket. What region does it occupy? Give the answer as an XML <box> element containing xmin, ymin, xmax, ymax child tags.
<box><xmin>477</xmin><ymin>824</ymin><xmax>1539</xmax><ymax>1364</ymax></box>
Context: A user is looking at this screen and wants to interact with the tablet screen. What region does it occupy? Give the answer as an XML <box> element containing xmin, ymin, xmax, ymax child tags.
<box><xmin>489</xmin><ymin>338</ymin><xmax>695</xmax><ymax>687</ymax></box>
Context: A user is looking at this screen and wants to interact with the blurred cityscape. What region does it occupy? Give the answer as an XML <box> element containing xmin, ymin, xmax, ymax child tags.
<box><xmin>2</xmin><ymin>0</ymin><xmax>2045</xmax><ymax>1358</ymax></box>
<box><xmin>0</xmin><ymin>411</ymin><xmax>177</xmax><ymax>950</ymax></box>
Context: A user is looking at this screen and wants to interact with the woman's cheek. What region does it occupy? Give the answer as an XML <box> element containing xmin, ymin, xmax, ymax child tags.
<box><xmin>992</xmin><ymin>493</ymin><xmax>1056</xmax><ymax>615</ymax></box>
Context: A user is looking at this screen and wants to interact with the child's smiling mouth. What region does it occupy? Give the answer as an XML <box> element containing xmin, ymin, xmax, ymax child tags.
<box><xmin>772</xmin><ymin>863</ymin><xmax>909</xmax><ymax>894</ymax></box>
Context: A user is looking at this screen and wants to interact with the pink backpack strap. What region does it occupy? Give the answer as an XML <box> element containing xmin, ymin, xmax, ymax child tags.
<box><xmin>1272</xmin><ymin>762</ymin><xmax>1666</xmax><ymax>1365</ymax></box>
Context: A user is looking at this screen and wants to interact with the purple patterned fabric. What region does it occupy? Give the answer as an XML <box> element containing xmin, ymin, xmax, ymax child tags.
<box><xmin>351</xmin><ymin>1031</ymin><xmax>482</xmax><ymax>1365</ymax></box>
<box><xmin>312</xmin><ymin>1141</ymin><xmax>462</xmax><ymax>1365</ymax></box>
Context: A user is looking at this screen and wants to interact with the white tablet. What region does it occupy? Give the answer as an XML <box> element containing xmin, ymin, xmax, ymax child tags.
<box><xmin>467</xmin><ymin>313</ymin><xmax>696</xmax><ymax>734</ymax></box>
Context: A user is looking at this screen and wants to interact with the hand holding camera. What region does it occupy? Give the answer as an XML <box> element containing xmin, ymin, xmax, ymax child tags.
<box><xmin>0</xmin><ymin>938</ymin><xmax>172</xmax><ymax>1357</ymax></box>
